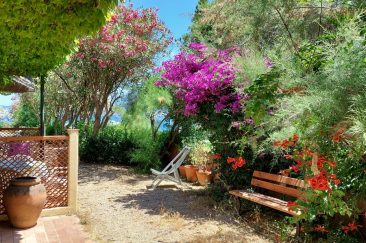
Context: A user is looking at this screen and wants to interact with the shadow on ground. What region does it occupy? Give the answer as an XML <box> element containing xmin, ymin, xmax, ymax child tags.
<box><xmin>113</xmin><ymin>187</ymin><xmax>238</xmax><ymax>225</ymax></box>
<box><xmin>78</xmin><ymin>163</ymin><xmax>150</xmax><ymax>184</ymax></box>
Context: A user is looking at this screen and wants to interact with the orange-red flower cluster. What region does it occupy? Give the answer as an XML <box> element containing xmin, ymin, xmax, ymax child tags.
<box><xmin>305</xmin><ymin>170</ymin><xmax>341</xmax><ymax>191</ymax></box>
<box><xmin>331</xmin><ymin>127</ymin><xmax>349</xmax><ymax>143</ymax></box>
<box><xmin>341</xmin><ymin>222</ymin><xmax>363</xmax><ymax>234</ymax></box>
<box><xmin>287</xmin><ymin>201</ymin><xmax>299</xmax><ymax>212</ymax></box>
<box><xmin>313</xmin><ymin>225</ymin><xmax>329</xmax><ymax>233</ymax></box>
<box><xmin>212</xmin><ymin>154</ymin><xmax>222</xmax><ymax>160</ymax></box>
<box><xmin>273</xmin><ymin>134</ymin><xmax>299</xmax><ymax>149</ymax></box>
<box><xmin>227</xmin><ymin>157</ymin><xmax>246</xmax><ymax>170</ymax></box>
<box><xmin>306</xmin><ymin>172</ymin><xmax>330</xmax><ymax>191</ymax></box>
<box><xmin>275</xmin><ymin>135</ymin><xmax>341</xmax><ymax>192</ymax></box>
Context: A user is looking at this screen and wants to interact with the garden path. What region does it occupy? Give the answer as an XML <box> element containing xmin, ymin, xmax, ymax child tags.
<box><xmin>78</xmin><ymin>164</ymin><xmax>270</xmax><ymax>243</ymax></box>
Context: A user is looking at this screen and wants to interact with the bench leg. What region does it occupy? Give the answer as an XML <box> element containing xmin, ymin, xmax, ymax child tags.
<box><xmin>295</xmin><ymin>220</ymin><xmax>302</xmax><ymax>240</ymax></box>
<box><xmin>235</xmin><ymin>197</ymin><xmax>241</xmax><ymax>215</ymax></box>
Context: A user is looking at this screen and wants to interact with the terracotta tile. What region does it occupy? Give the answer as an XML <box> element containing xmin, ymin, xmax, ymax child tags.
<box><xmin>13</xmin><ymin>231</ymin><xmax>26</xmax><ymax>242</ymax></box>
<box><xmin>2</xmin><ymin>229</ymin><xmax>13</xmax><ymax>241</ymax></box>
<box><xmin>72</xmin><ymin>239</ymin><xmax>87</xmax><ymax>243</ymax></box>
<box><xmin>24</xmin><ymin>235</ymin><xmax>38</xmax><ymax>243</ymax></box>
<box><xmin>0</xmin><ymin>215</ymin><xmax>91</xmax><ymax>243</ymax></box>
<box><xmin>2</xmin><ymin>236</ymin><xmax>14</xmax><ymax>243</ymax></box>
<box><xmin>35</xmin><ymin>232</ymin><xmax>48</xmax><ymax>243</ymax></box>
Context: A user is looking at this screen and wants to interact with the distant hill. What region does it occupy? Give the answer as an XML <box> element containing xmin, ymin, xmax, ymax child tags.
<box><xmin>0</xmin><ymin>105</ymin><xmax>123</xmax><ymax>125</ymax></box>
<box><xmin>0</xmin><ymin>105</ymin><xmax>12</xmax><ymax>123</ymax></box>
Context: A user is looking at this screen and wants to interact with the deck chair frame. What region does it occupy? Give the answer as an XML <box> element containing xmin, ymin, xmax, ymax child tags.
<box><xmin>150</xmin><ymin>147</ymin><xmax>190</xmax><ymax>190</ymax></box>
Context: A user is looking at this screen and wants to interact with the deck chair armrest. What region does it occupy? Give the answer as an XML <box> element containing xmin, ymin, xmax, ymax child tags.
<box><xmin>150</xmin><ymin>169</ymin><xmax>162</xmax><ymax>175</ymax></box>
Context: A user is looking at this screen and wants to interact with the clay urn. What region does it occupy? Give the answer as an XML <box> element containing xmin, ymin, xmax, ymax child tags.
<box><xmin>4</xmin><ymin>176</ymin><xmax>47</xmax><ymax>228</ymax></box>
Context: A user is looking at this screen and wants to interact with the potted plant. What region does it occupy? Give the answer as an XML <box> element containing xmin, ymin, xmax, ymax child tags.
<box><xmin>185</xmin><ymin>164</ymin><xmax>198</xmax><ymax>182</ymax></box>
<box><xmin>189</xmin><ymin>140</ymin><xmax>213</xmax><ymax>186</ymax></box>
<box><xmin>178</xmin><ymin>165</ymin><xmax>187</xmax><ymax>178</ymax></box>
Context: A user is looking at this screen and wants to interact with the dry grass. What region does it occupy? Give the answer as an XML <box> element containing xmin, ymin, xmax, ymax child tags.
<box><xmin>187</xmin><ymin>230</ymin><xmax>250</xmax><ymax>243</ymax></box>
<box><xmin>158</xmin><ymin>207</ymin><xmax>187</xmax><ymax>230</ymax></box>
<box><xmin>190</xmin><ymin>195</ymin><xmax>217</xmax><ymax>210</ymax></box>
<box><xmin>76</xmin><ymin>209</ymin><xmax>106</xmax><ymax>242</ymax></box>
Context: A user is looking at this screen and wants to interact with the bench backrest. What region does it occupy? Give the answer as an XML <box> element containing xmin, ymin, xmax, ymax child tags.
<box><xmin>251</xmin><ymin>171</ymin><xmax>307</xmax><ymax>200</ymax></box>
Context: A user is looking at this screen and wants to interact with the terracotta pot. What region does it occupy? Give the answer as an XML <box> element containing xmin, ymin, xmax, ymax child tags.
<box><xmin>206</xmin><ymin>162</ymin><xmax>218</xmax><ymax>172</ymax></box>
<box><xmin>357</xmin><ymin>197</ymin><xmax>366</xmax><ymax>212</ymax></box>
<box><xmin>196</xmin><ymin>170</ymin><xmax>213</xmax><ymax>186</ymax></box>
<box><xmin>178</xmin><ymin>165</ymin><xmax>186</xmax><ymax>178</ymax></box>
<box><xmin>4</xmin><ymin>177</ymin><xmax>47</xmax><ymax>229</ymax></box>
<box><xmin>185</xmin><ymin>165</ymin><xmax>198</xmax><ymax>182</ymax></box>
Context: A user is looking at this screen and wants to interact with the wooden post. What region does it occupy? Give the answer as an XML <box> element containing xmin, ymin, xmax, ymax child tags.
<box><xmin>67</xmin><ymin>129</ymin><xmax>79</xmax><ymax>212</ymax></box>
<box><xmin>40</xmin><ymin>76</ymin><xmax>46</xmax><ymax>136</ymax></box>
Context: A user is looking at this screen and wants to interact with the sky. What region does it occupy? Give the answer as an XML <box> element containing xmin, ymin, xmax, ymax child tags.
<box><xmin>0</xmin><ymin>0</ymin><xmax>198</xmax><ymax>107</ymax></box>
<box><xmin>130</xmin><ymin>0</ymin><xmax>197</xmax><ymax>40</ymax></box>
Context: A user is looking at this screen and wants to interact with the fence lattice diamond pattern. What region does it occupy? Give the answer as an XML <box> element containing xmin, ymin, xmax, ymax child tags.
<box><xmin>0</xmin><ymin>138</ymin><xmax>68</xmax><ymax>214</ymax></box>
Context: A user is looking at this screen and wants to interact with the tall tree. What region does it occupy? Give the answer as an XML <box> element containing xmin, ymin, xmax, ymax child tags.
<box><xmin>44</xmin><ymin>5</ymin><xmax>171</xmax><ymax>136</ymax></box>
<box><xmin>188</xmin><ymin>0</ymin><xmax>356</xmax><ymax>50</ymax></box>
<box><xmin>0</xmin><ymin>0</ymin><xmax>117</xmax><ymax>82</ymax></box>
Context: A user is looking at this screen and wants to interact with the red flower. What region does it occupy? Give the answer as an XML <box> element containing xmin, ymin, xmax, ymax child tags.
<box><xmin>273</xmin><ymin>234</ymin><xmax>280</xmax><ymax>243</ymax></box>
<box><xmin>317</xmin><ymin>156</ymin><xmax>327</xmax><ymax>168</ymax></box>
<box><xmin>287</xmin><ymin>201</ymin><xmax>299</xmax><ymax>212</ymax></box>
<box><xmin>284</xmin><ymin>154</ymin><xmax>293</xmax><ymax>160</ymax></box>
<box><xmin>327</xmin><ymin>160</ymin><xmax>337</xmax><ymax>167</ymax></box>
<box><xmin>342</xmin><ymin>222</ymin><xmax>362</xmax><ymax>234</ymax></box>
<box><xmin>313</xmin><ymin>225</ymin><xmax>329</xmax><ymax>233</ymax></box>
<box><xmin>332</xmin><ymin>133</ymin><xmax>341</xmax><ymax>142</ymax></box>
<box><xmin>306</xmin><ymin>172</ymin><xmax>330</xmax><ymax>191</ymax></box>
<box><xmin>289</xmin><ymin>165</ymin><xmax>299</xmax><ymax>173</ymax></box>
<box><xmin>295</xmin><ymin>159</ymin><xmax>302</xmax><ymax>166</ymax></box>
<box><xmin>212</xmin><ymin>154</ymin><xmax>221</xmax><ymax>160</ymax></box>
<box><xmin>333</xmin><ymin>179</ymin><xmax>341</xmax><ymax>185</ymax></box>
<box><xmin>273</xmin><ymin>141</ymin><xmax>281</xmax><ymax>147</ymax></box>
<box><xmin>273</xmin><ymin>135</ymin><xmax>299</xmax><ymax>149</ymax></box>
<box><xmin>227</xmin><ymin>157</ymin><xmax>246</xmax><ymax>170</ymax></box>
<box><xmin>331</xmin><ymin>127</ymin><xmax>347</xmax><ymax>143</ymax></box>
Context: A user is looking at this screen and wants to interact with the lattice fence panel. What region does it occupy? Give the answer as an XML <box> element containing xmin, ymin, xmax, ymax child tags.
<box><xmin>0</xmin><ymin>137</ymin><xmax>69</xmax><ymax>214</ymax></box>
<box><xmin>0</xmin><ymin>128</ymin><xmax>40</xmax><ymax>138</ymax></box>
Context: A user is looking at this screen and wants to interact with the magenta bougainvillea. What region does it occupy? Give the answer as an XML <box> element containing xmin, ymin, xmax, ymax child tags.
<box><xmin>155</xmin><ymin>43</ymin><xmax>242</xmax><ymax>116</ymax></box>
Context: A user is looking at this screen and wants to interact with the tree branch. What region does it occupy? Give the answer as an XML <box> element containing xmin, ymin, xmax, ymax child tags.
<box><xmin>54</xmin><ymin>71</ymin><xmax>76</xmax><ymax>94</ymax></box>
<box><xmin>274</xmin><ymin>6</ymin><xmax>297</xmax><ymax>51</ymax></box>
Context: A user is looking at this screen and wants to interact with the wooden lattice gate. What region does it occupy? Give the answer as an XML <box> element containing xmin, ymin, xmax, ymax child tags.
<box><xmin>0</xmin><ymin>129</ymin><xmax>79</xmax><ymax>217</ymax></box>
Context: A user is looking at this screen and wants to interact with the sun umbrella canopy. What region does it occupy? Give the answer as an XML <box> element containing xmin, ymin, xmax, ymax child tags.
<box><xmin>0</xmin><ymin>76</ymin><xmax>35</xmax><ymax>93</ymax></box>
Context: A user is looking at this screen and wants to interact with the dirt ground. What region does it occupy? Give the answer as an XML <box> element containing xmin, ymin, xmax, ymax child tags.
<box><xmin>77</xmin><ymin>163</ymin><xmax>271</xmax><ymax>243</ymax></box>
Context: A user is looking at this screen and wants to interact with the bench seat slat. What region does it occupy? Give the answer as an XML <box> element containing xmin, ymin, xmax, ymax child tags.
<box><xmin>251</xmin><ymin>178</ymin><xmax>304</xmax><ymax>199</ymax></box>
<box><xmin>253</xmin><ymin>171</ymin><xmax>307</xmax><ymax>189</ymax></box>
<box><xmin>229</xmin><ymin>190</ymin><xmax>300</xmax><ymax>216</ymax></box>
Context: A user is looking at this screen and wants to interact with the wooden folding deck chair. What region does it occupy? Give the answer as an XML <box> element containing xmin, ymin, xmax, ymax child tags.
<box><xmin>149</xmin><ymin>147</ymin><xmax>190</xmax><ymax>190</ymax></box>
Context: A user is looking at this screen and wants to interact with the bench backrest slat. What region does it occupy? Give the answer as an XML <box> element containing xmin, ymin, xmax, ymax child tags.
<box><xmin>253</xmin><ymin>171</ymin><xmax>307</xmax><ymax>189</ymax></box>
<box><xmin>251</xmin><ymin>178</ymin><xmax>303</xmax><ymax>199</ymax></box>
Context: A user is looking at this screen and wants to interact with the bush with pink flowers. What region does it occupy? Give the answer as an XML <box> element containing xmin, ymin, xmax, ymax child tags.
<box><xmin>156</xmin><ymin>43</ymin><xmax>242</xmax><ymax>117</ymax></box>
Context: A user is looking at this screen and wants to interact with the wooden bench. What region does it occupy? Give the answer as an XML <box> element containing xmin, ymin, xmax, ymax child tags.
<box><xmin>229</xmin><ymin>170</ymin><xmax>307</xmax><ymax>216</ymax></box>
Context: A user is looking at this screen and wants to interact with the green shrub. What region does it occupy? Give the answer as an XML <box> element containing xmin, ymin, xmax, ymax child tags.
<box><xmin>129</xmin><ymin>128</ymin><xmax>168</xmax><ymax>173</ymax></box>
<box><xmin>80</xmin><ymin>125</ymin><xmax>136</xmax><ymax>165</ymax></box>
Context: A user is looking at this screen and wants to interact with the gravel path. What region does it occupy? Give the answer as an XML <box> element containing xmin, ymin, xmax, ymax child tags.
<box><xmin>78</xmin><ymin>163</ymin><xmax>270</xmax><ymax>243</ymax></box>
